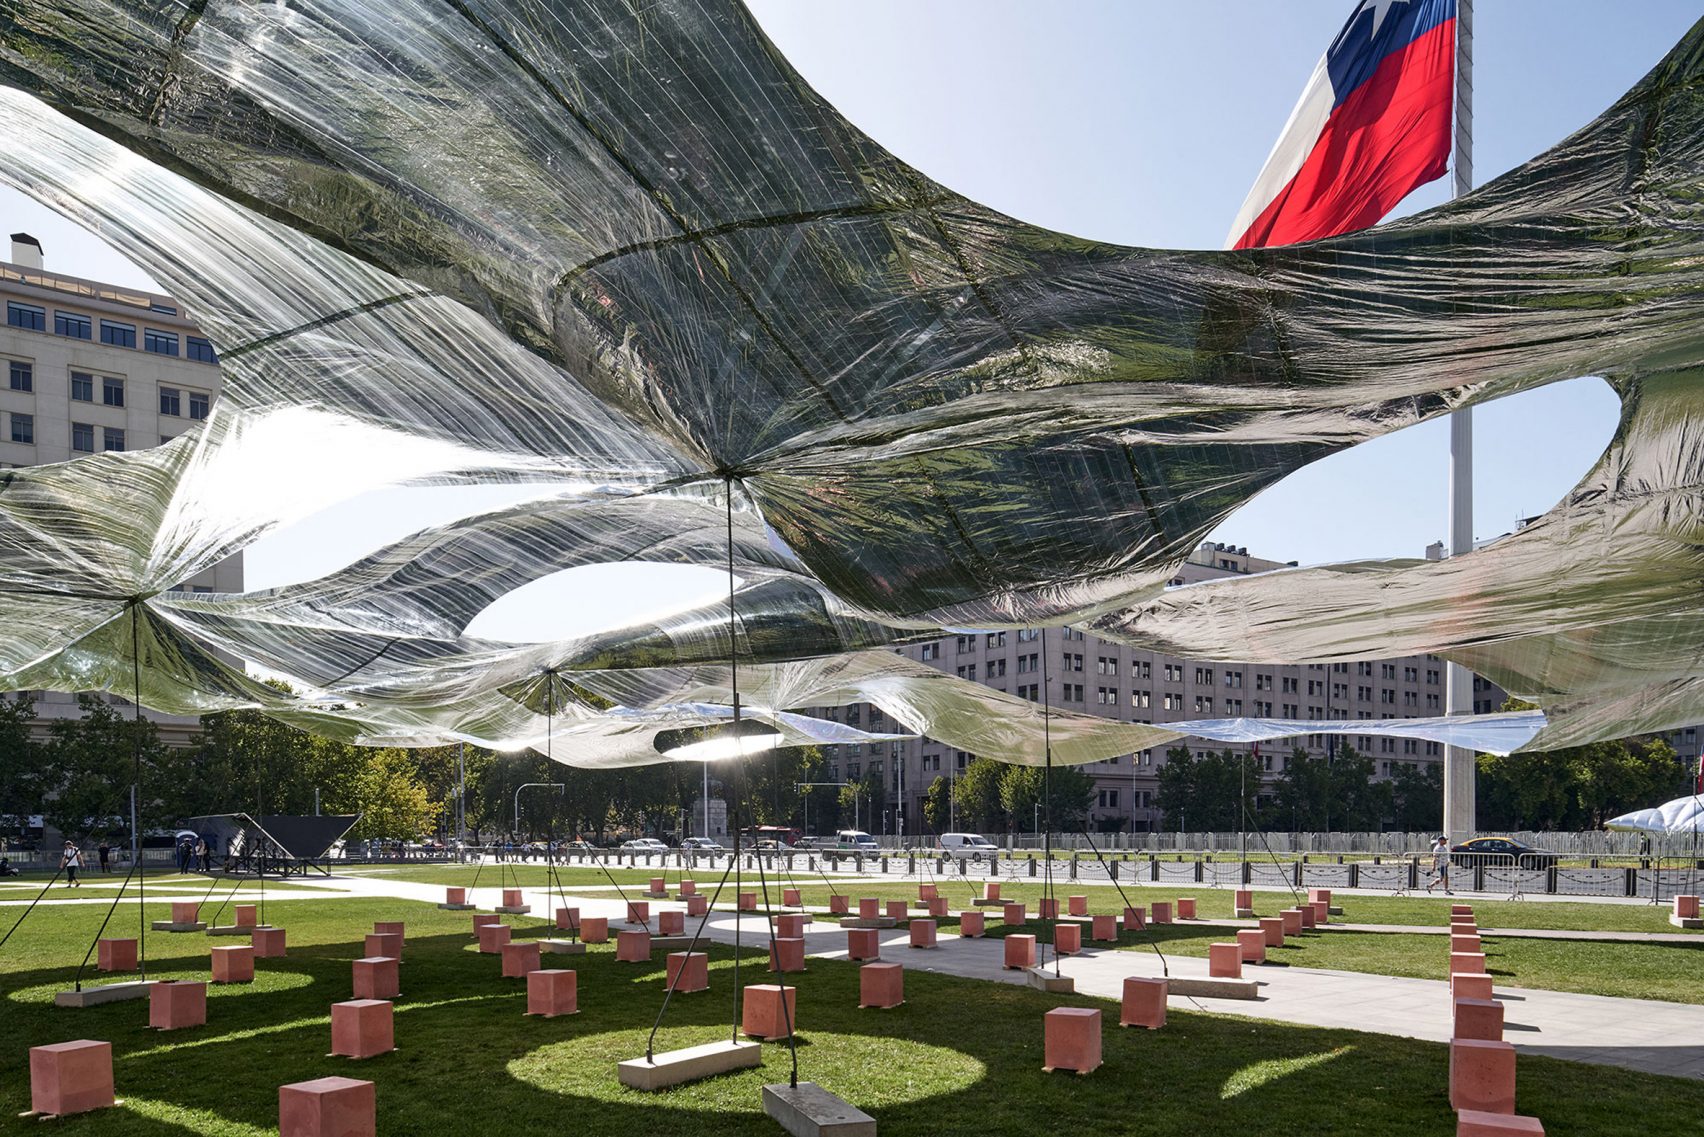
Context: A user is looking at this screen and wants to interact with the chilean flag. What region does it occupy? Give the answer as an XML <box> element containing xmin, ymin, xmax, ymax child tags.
<box><xmin>1227</xmin><ymin>0</ymin><xmax>1456</xmax><ymax>250</ymax></box>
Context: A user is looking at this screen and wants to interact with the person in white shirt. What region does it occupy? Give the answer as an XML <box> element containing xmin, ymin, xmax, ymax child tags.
<box><xmin>1424</xmin><ymin>835</ymin><xmax>1452</xmax><ymax>895</ymax></box>
<box><xmin>60</xmin><ymin>841</ymin><xmax>83</xmax><ymax>887</ymax></box>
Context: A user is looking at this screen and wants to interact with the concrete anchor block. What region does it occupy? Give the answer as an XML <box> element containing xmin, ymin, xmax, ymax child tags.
<box><xmin>762</xmin><ymin>1081</ymin><xmax>877</xmax><ymax>1137</ymax></box>
<box><xmin>617</xmin><ymin>1039</ymin><xmax>761</xmax><ymax>1091</ymax></box>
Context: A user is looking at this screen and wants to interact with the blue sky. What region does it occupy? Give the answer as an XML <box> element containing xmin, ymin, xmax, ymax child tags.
<box><xmin>1</xmin><ymin>1</ymin><xmax>1696</xmax><ymax>641</ymax></box>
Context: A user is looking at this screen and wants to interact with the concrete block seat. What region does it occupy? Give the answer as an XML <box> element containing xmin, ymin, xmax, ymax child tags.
<box><xmin>279</xmin><ymin>1076</ymin><xmax>375</xmax><ymax>1137</ymax></box>
<box><xmin>331</xmin><ymin>1000</ymin><xmax>394</xmax><ymax>1059</ymax></box>
<box><xmin>1043</xmin><ymin>1007</ymin><xmax>1102</xmax><ymax>1075</ymax></box>
<box><xmin>29</xmin><ymin>1040</ymin><xmax>114</xmax><ymax>1118</ymax></box>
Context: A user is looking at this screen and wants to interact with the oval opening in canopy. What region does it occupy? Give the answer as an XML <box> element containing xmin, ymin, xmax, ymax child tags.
<box><xmin>465</xmin><ymin>561</ymin><xmax>735</xmax><ymax>645</ymax></box>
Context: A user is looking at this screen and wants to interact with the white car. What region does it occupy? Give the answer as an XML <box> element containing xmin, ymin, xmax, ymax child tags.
<box><xmin>938</xmin><ymin>833</ymin><xmax>998</xmax><ymax>860</ymax></box>
<box><xmin>680</xmin><ymin>837</ymin><xmax>724</xmax><ymax>854</ymax></box>
<box><xmin>620</xmin><ymin>838</ymin><xmax>670</xmax><ymax>853</ymax></box>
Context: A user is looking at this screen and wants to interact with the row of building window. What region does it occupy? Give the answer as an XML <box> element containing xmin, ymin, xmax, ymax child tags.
<box><xmin>2</xmin><ymin>361</ymin><xmax>209</xmax><ymax>418</ymax></box>
<box><xmin>7</xmin><ymin>301</ymin><xmax>216</xmax><ymax>362</ymax></box>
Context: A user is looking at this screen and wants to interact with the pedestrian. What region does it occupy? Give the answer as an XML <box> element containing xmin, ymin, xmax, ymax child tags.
<box><xmin>97</xmin><ymin>840</ymin><xmax>110</xmax><ymax>874</ymax></box>
<box><xmin>1425</xmin><ymin>834</ymin><xmax>1452</xmax><ymax>895</ymax></box>
<box><xmin>197</xmin><ymin>838</ymin><xmax>210</xmax><ymax>872</ymax></box>
<box><xmin>60</xmin><ymin>840</ymin><xmax>82</xmax><ymax>887</ymax></box>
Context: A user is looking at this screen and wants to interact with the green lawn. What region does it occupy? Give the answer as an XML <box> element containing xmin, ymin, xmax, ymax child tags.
<box><xmin>1</xmin><ymin>897</ymin><xmax>1699</xmax><ymax>1134</ymax></box>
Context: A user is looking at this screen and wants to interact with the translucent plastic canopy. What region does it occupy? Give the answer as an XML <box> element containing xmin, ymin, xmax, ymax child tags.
<box><xmin>0</xmin><ymin>2</ymin><xmax>1701</xmax><ymax>764</ymax></box>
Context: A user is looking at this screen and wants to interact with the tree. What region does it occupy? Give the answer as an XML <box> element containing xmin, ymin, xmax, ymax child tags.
<box><xmin>1156</xmin><ymin>747</ymin><xmax>1255</xmax><ymax>832</ymax></box>
<box><xmin>1477</xmin><ymin>734</ymin><xmax>1688</xmax><ymax>831</ymax></box>
<box><xmin>998</xmin><ymin>763</ymin><xmax>1096</xmax><ymax>835</ymax></box>
<box><xmin>921</xmin><ymin>776</ymin><xmax>951</xmax><ymax>834</ymax></box>
<box><xmin>1265</xmin><ymin>745</ymin><xmax>1386</xmax><ymax>832</ymax></box>
<box><xmin>37</xmin><ymin>694</ymin><xmax>169</xmax><ymax>841</ymax></box>
<box><xmin>0</xmin><ymin>693</ymin><xmax>43</xmax><ymax>842</ymax></box>
<box><xmin>337</xmin><ymin>749</ymin><xmax>442</xmax><ymax>841</ymax></box>
<box><xmin>952</xmin><ymin>758</ymin><xmax>1005</xmax><ymax>833</ymax></box>
<box><xmin>1389</xmin><ymin>761</ymin><xmax>1443</xmax><ymax>832</ymax></box>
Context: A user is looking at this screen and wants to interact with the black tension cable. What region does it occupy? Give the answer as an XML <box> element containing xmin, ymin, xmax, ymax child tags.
<box><xmin>132</xmin><ymin>602</ymin><xmax>146</xmax><ymax>979</ymax></box>
<box><xmin>1041</xmin><ymin>627</ymin><xmax>1059</xmax><ymax>977</ymax></box>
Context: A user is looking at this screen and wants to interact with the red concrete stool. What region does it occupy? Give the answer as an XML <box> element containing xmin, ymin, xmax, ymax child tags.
<box><xmin>886</xmin><ymin>900</ymin><xmax>909</xmax><ymax>921</ymax></box>
<box><xmin>352</xmin><ymin>957</ymin><xmax>399</xmax><ymax>1000</ymax></box>
<box><xmin>1236</xmin><ymin>928</ymin><xmax>1266</xmax><ymax>964</ymax></box>
<box><xmin>1176</xmin><ymin>897</ymin><xmax>1197</xmax><ymax>920</ymax></box>
<box><xmin>1453</xmin><ymin>973</ymin><xmax>1495</xmax><ymax>1002</ymax></box>
<box><xmin>1452</xmin><ymin>933</ymin><xmax>1482</xmax><ymax>954</ymax></box>
<box><xmin>648</xmin><ymin>877</ymin><xmax>667</xmax><ymax>896</ymax></box>
<box><xmin>503</xmin><ymin>889</ymin><xmax>526</xmax><ymax>909</ymax></box>
<box><xmin>626</xmin><ymin>900</ymin><xmax>650</xmax><ymax>924</ymax></box>
<box><xmin>828</xmin><ymin>894</ymin><xmax>849</xmax><ymax>915</ymax></box>
<box><xmin>1038</xmin><ymin>897</ymin><xmax>1060</xmax><ymax>920</ymax></box>
<box><xmin>665</xmin><ymin>952</ymin><xmax>707</xmax><ymax>993</ymax></box>
<box><xmin>1002</xmin><ymin>902</ymin><xmax>1027</xmax><ymax>925</ymax></box>
<box><xmin>365</xmin><ymin>932</ymin><xmax>402</xmax><ymax>960</ymax></box>
<box><xmin>1151</xmin><ymin>901</ymin><xmax>1173</xmax><ymax>924</ymax></box>
<box><xmin>472</xmin><ymin>913</ymin><xmax>500</xmax><ymax>931</ymax></box>
<box><xmin>252</xmin><ymin>927</ymin><xmax>288</xmax><ymax>958</ymax></box>
<box><xmin>1054</xmin><ymin>922</ymin><xmax>1082</xmax><ymax>955</ymax></box>
<box><xmin>739</xmin><ymin>892</ymin><xmax>759</xmax><ymax>912</ymax></box>
<box><xmin>1450</xmin><ymin>951</ymin><xmax>1487</xmax><ymax>976</ymax></box>
<box><xmin>959</xmin><ymin>910</ymin><xmax>986</xmax><ymax>937</ymax></box>
<box><xmin>769</xmin><ymin>936</ymin><xmax>807</xmax><ymax>972</ymax></box>
<box><xmin>331</xmin><ymin>999</ymin><xmax>393</xmax><ymax>1059</ymax></box>
<box><xmin>783</xmin><ymin>888</ymin><xmax>802</xmax><ymax>907</ymax></box>
<box><xmin>373</xmin><ymin>922</ymin><xmax>405</xmax><ymax>945</ymax></box>
<box><xmin>1454</xmin><ymin>997</ymin><xmax>1505</xmax><ymax>1042</ymax></box>
<box><xmin>741</xmin><ymin>984</ymin><xmax>797</xmax><ymax>1040</ymax></box>
<box><xmin>555</xmin><ymin>907</ymin><xmax>579</xmax><ymax>931</ymax></box>
<box><xmin>235</xmin><ymin>904</ymin><xmax>258</xmax><ymax>928</ymax></box>
<box><xmin>1308</xmin><ymin>888</ymin><xmax>1332</xmax><ymax>907</ymax></box>
<box><xmin>615</xmin><ymin>929</ymin><xmax>652</xmax><ymax>962</ymax></box>
<box><xmin>1258</xmin><ymin>916</ymin><xmax>1285</xmax><ymax>947</ymax></box>
<box><xmin>477</xmin><ymin>923</ymin><xmax>511</xmax><ymax>953</ymax></box>
<box><xmin>1296</xmin><ymin>903</ymin><xmax>1316</xmax><ymax>929</ymax></box>
<box><xmin>1120</xmin><ymin>976</ymin><xmax>1167</xmax><ymax>1029</ymax></box>
<box><xmin>502</xmin><ymin>940</ymin><xmax>542</xmax><ymax>978</ymax></box>
<box><xmin>659</xmin><ymin>910</ymin><xmax>686</xmax><ymax>936</ymax></box>
<box><xmin>1234</xmin><ymin>889</ymin><xmax>1253</xmax><ymax>914</ymax></box>
<box><xmin>150</xmin><ymin>979</ymin><xmax>206</xmax><ymax>1030</ymax></box>
<box><xmin>527</xmin><ymin>969</ymin><xmax>579</xmax><ymax>1016</ymax></box>
<box><xmin>279</xmin><ymin>1075</ymin><xmax>374</xmax><ymax>1137</ymax></box>
<box><xmin>859</xmin><ymin>962</ymin><xmax>904</xmax><ymax>1008</ymax></box>
<box><xmin>29</xmin><ymin>1040</ymin><xmax>114</xmax><ymax>1117</ymax></box>
<box><xmin>1091</xmin><ymin>914</ymin><xmax>1117</xmax><ymax>941</ymax></box>
<box><xmin>1450</xmin><ymin>1038</ymin><xmax>1516</xmax><ymax>1114</ymax></box>
<box><xmin>927</xmin><ymin>896</ymin><xmax>948</xmax><ymax>917</ymax></box>
<box><xmin>212</xmin><ymin>944</ymin><xmax>255</xmax><ymax>984</ymax></box>
<box><xmin>1208</xmin><ymin>942</ymin><xmax>1242</xmax><ymax>979</ymax></box>
<box><xmin>1457</xmin><ymin>1109</ymin><xmax>1545</xmax><ymax>1136</ymax></box>
<box><xmin>580</xmin><ymin>916</ymin><xmax>609</xmax><ymax>944</ymax></box>
<box><xmin>846</xmin><ymin>928</ymin><xmax>880</xmax><ymax>961</ymax></box>
<box><xmin>983</xmin><ymin>881</ymin><xmax>1002</xmax><ymax>901</ymax></box>
<box><xmin>679</xmin><ymin>879</ymin><xmax>697</xmax><ymax>896</ymax></box>
<box><xmin>686</xmin><ymin>895</ymin><xmax>709</xmax><ymax>917</ymax></box>
<box><xmin>1451</xmin><ymin>904</ymin><xmax>1474</xmax><ymax>917</ymax></box>
<box><xmin>97</xmin><ymin>938</ymin><xmax>137</xmax><ymax>973</ymax></box>
<box><xmin>1004</xmin><ymin>934</ymin><xmax>1037</xmax><ymax>969</ymax></box>
<box><xmin>445</xmin><ymin>887</ymin><xmax>466</xmax><ymax>906</ymax></box>
<box><xmin>1123</xmin><ymin>906</ymin><xmax>1146</xmax><ymax>931</ymax></box>
<box><xmin>1043</xmin><ymin>1007</ymin><xmax>1102</xmax><ymax>1074</ymax></box>
<box><xmin>1308</xmin><ymin>900</ymin><xmax>1330</xmax><ymax>926</ymax></box>
<box><xmin>1675</xmin><ymin>895</ymin><xmax>1700</xmax><ymax>919</ymax></box>
<box><xmin>172</xmin><ymin>901</ymin><xmax>200</xmax><ymax>924</ymax></box>
<box><xmin>909</xmin><ymin>919</ymin><xmax>937</xmax><ymax>949</ymax></box>
<box><xmin>1279</xmin><ymin>908</ymin><xmax>1302</xmax><ymax>936</ymax></box>
<box><xmin>920</xmin><ymin>883</ymin><xmax>938</xmax><ymax>901</ymax></box>
<box><xmin>1067</xmin><ymin>894</ymin><xmax>1089</xmax><ymax>917</ymax></box>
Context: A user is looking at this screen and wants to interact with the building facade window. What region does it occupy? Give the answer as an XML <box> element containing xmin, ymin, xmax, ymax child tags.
<box><xmin>1131</xmin><ymin>690</ymin><xmax>1150</xmax><ymax>708</ymax></box>
<box><xmin>985</xmin><ymin>631</ymin><xmax>1006</xmax><ymax>648</ymax></box>
<box><xmin>6</xmin><ymin>302</ymin><xmax>45</xmax><ymax>331</ymax></box>
<box><xmin>7</xmin><ymin>360</ymin><xmax>30</xmax><ymax>392</ymax></box>
<box><xmin>143</xmin><ymin>328</ymin><xmax>180</xmax><ymax>356</ymax></box>
<box><xmin>9</xmin><ymin>412</ymin><xmax>32</xmax><ymax>444</ymax></box>
<box><xmin>71</xmin><ymin>422</ymin><xmax>94</xmax><ymax>452</ymax></box>
<box><xmin>54</xmin><ymin>311</ymin><xmax>91</xmax><ymax>339</ymax></box>
<box><xmin>919</xmin><ymin>643</ymin><xmax>939</xmax><ymax>661</ymax></box>
<box><xmin>102</xmin><ymin>376</ymin><xmax>125</xmax><ymax>407</ymax></box>
<box><xmin>102</xmin><ymin>426</ymin><xmax>125</xmax><ymax>452</ymax></box>
<box><xmin>99</xmin><ymin>319</ymin><xmax>136</xmax><ymax>348</ymax></box>
<box><xmin>188</xmin><ymin>390</ymin><xmax>210</xmax><ymax>419</ymax></box>
<box><xmin>70</xmin><ymin>371</ymin><xmax>93</xmax><ymax>401</ymax></box>
<box><xmin>159</xmin><ymin>386</ymin><xmax>181</xmax><ymax>416</ymax></box>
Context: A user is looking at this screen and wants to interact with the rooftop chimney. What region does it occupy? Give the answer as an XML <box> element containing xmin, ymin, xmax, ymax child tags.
<box><xmin>9</xmin><ymin>233</ymin><xmax>42</xmax><ymax>270</ymax></box>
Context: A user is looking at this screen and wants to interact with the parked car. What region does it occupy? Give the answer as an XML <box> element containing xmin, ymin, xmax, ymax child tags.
<box><xmin>937</xmin><ymin>832</ymin><xmax>998</xmax><ymax>861</ymax></box>
<box><xmin>620</xmin><ymin>838</ymin><xmax>670</xmax><ymax>853</ymax></box>
<box><xmin>680</xmin><ymin>837</ymin><xmax>724</xmax><ymax>854</ymax></box>
<box><xmin>754</xmin><ymin>839</ymin><xmax>793</xmax><ymax>853</ymax></box>
<box><xmin>1450</xmin><ymin>836</ymin><xmax>1559</xmax><ymax>871</ymax></box>
<box><xmin>832</xmin><ymin>829</ymin><xmax>880</xmax><ymax>854</ymax></box>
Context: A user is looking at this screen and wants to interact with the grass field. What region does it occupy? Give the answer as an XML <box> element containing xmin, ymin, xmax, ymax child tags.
<box><xmin>2</xmin><ymin>896</ymin><xmax>1700</xmax><ymax>1135</ymax></box>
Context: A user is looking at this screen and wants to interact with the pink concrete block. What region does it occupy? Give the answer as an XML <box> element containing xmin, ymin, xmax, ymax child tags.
<box><xmin>373</xmin><ymin>922</ymin><xmax>405</xmax><ymax>945</ymax></box>
<box><xmin>959</xmin><ymin>910</ymin><xmax>986</xmax><ymax>937</ymax></box>
<box><xmin>528</xmin><ymin>968</ymin><xmax>579</xmax><ymax>1015</ymax></box>
<box><xmin>1066</xmin><ymin>894</ymin><xmax>1089</xmax><ymax>917</ymax></box>
<box><xmin>279</xmin><ymin>1075</ymin><xmax>375</xmax><ymax>1137</ymax></box>
<box><xmin>149</xmin><ymin>980</ymin><xmax>207</xmax><ymax>1031</ymax></box>
<box><xmin>29</xmin><ymin>1040</ymin><xmax>114</xmax><ymax>1117</ymax></box>
<box><xmin>828</xmin><ymin>894</ymin><xmax>849</xmax><ymax>915</ymax></box>
<box><xmin>472</xmin><ymin>913</ymin><xmax>500</xmax><ymax>931</ymax></box>
<box><xmin>919</xmin><ymin>883</ymin><xmax>938</xmax><ymax>901</ymax></box>
<box><xmin>1054</xmin><ymin>922</ymin><xmax>1082</xmax><ymax>955</ymax></box>
<box><xmin>476</xmin><ymin>923</ymin><xmax>511</xmax><ymax>953</ymax></box>
<box><xmin>1279</xmin><ymin>908</ymin><xmax>1302</xmax><ymax>935</ymax></box>
<box><xmin>235</xmin><ymin>904</ymin><xmax>258</xmax><ymax>928</ymax></box>
<box><xmin>1003</xmin><ymin>933</ymin><xmax>1037</xmax><ymax>969</ymax></box>
<box><xmin>365</xmin><ymin>932</ymin><xmax>402</xmax><ymax>960</ymax></box>
<box><xmin>1449</xmin><ymin>1038</ymin><xmax>1516</xmax><ymax>1115</ymax></box>
<box><xmin>330</xmin><ymin>999</ymin><xmax>393</xmax><ymax>1059</ymax></box>
<box><xmin>741</xmin><ymin>984</ymin><xmax>797</xmax><ymax>1040</ymax></box>
<box><xmin>445</xmin><ymin>887</ymin><xmax>466</xmax><ymax>905</ymax></box>
<box><xmin>211</xmin><ymin>944</ymin><xmax>255</xmax><ymax>984</ymax></box>
<box><xmin>626</xmin><ymin>900</ymin><xmax>650</xmax><ymax>924</ymax></box>
<box><xmin>1259</xmin><ymin>916</ymin><xmax>1285</xmax><ymax>947</ymax></box>
<box><xmin>665</xmin><ymin>952</ymin><xmax>707</xmax><ymax>994</ymax></box>
<box><xmin>97</xmin><ymin>938</ymin><xmax>137</xmax><ymax>973</ymax></box>
<box><xmin>1451</xmin><ymin>904</ymin><xmax>1475</xmax><ymax>917</ymax></box>
<box><xmin>1457</xmin><ymin>1110</ymin><xmax>1545</xmax><ymax>1136</ymax></box>
<box><xmin>1236</xmin><ymin>928</ymin><xmax>1266</xmax><ymax>964</ymax></box>
<box><xmin>1043</xmin><ymin>1007</ymin><xmax>1102</xmax><ymax>1074</ymax></box>
<box><xmin>1002</xmin><ymin>902</ymin><xmax>1027</xmax><ymax>925</ymax></box>
<box><xmin>739</xmin><ymin>892</ymin><xmax>759</xmax><ymax>912</ymax></box>
<box><xmin>910</xmin><ymin>919</ymin><xmax>938</xmax><ymax>949</ymax></box>
<box><xmin>1297</xmin><ymin>904</ymin><xmax>1316</xmax><ymax>929</ymax></box>
<box><xmin>501</xmin><ymin>940</ymin><xmax>542</xmax><ymax>978</ymax></box>
<box><xmin>1234</xmin><ymin>889</ymin><xmax>1253</xmax><ymax>912</ymax></box>
<box><xmin>171</xmin><ymin>901</ymin><xmax>200</xmax><ymax>924</ymax></box>
<box><xmin>769</xmin><ymin>936</ymin><xmax>807</xmax><ymax>972</ymax></box>
<box><xmin>783</xmin><ymin>888</ymin><xmax>802</xmax><ymax>907</ymax></box>
<box><xmin>649</xmin><ymin>877</ymin><xmax>666</xmax><ymax>895</ymax></box>
<box><xmin>1208</xmin><ymin>942</ymin><xmax>1242</xmax><ymax>979</ymax></box>
<box><xmin>1176</xmin><ymin>897</ymin><xmax>1197</xmax><ymax>920</ymax></box>
<box><xmin>1308</xmin><ymin>888</ymin><xmax>1332</xmax><ymax>906</ymax></box>
<box><xmin>1036</xmin><ymin>897</ymin><xmax>1058</xmax><ymax>920</ymax></box>
<box><xmin>1308</xmin><ymin>901</ymin><xmax>1330</xmax><ymax>926</ymax></box>
<box><xmin>1120</xmin><ymin>976</ymin><xmax>1166</xmax><ymax>1029</ymax></box>
<box><xmin>678</xmin><ymin>879</ymin><xmax>697</xmax><ymax>896</ymax></box>
<box><xmin>1091</xmin><ymin>914</ymin><xmax>1117</xmax><ymax>942</ymax></box>
<box><xmin>1675</xmin><ymin>895</ymin><xmax>1700</xmax><ymax>920</ymax></box>
<box><xmin>846</xmin><ymin>928</ymin><xmax>880</xmax><ymax>961</ymax></box>
<box><xmin>503</xmin><ymin>889</ymin><xmax>525</xmax><ymax>908</ymax></box>
<box><xmin>555</xmin><ymin>907</ymin><xmax>579</xmax><ymax>931</ymax></box>
<box><xmin>252</xmin><ymin>927</ymin><xmax>288</xmax><ymax>958</ymax></box>
<box><xmin>659</xmin><ymin>910</ymin><xmax>685</xmax><ymax>936</ymax></box>
<box><xmin>927</xmin><ymin>896</ymin><xmax>949</xmax><ymax>917</ymax></box>
<box><xmin>615</xmin><ymin>929</ymin><xmax>652</xmax><ymax>962</ymax></box>
<box><xmin>686</xmin><ymin>895</ymin><xmax>709</xmax><ymax>917</ymax></box>
<box><xmin>859</xmin><ymin>961</ymin><xmax>904</xmax><ymax>1008</ymax></box>
<box><xmin>983</xmin><ymin>881</ymin><xmax>1002</xmax><ymax>901</ymax></box>
<box><xmin>776</xmin><ymin>913</ymin><xmax>806</xmax><ymax>939</ymax></box>
<box><xmin>1452</xmin><ymin>933</ymin><xmax>1483</xmax><ymax>954</ymax></box>
<box><xmin>1450</xmin><ymin>951</ymin><xmax>1487</xmax><ymax>976</ymax></box>
<box><xmin>1123</xmin><ymin>906</ymin><xmax>1146</xmax><ymax>931</ymax></box>
<box><xmin>1453</xmin><ymin>973</ymin><xmax>1495</xmax><ymax>1002</ymax></box>
<box><xmin>1454</xmin><ymin>996</ymin><xmax>1505</xmax><ymax>1042</ymax></box>
<box><xmin>352</xmin><ymin>957</ymin><xmax>399</xmax><ymax>1000</ymax></box>
<box><xmin>886</xmin><ymin>899</ymin><xmax>909</xmax><ymax>921</ymax></box>
<box><xmin>1151</xmin><ymin>901</ymin><xmax>1173</xmax><ymax>925</ymax></box>
<box><xmin>580</xmin><ymin>916</ymin><xmax>609</xmax><ymax>944</ymax></box>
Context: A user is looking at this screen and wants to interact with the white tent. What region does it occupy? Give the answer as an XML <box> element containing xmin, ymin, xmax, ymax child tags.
<box><xmin>1605</xmin><ymin>795</ymin><xmax>1704</xmax><ymax>834</ymax></box>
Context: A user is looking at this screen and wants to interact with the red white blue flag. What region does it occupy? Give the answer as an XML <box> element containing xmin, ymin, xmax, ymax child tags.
<box><xmin>1227</xmin><ymin>0</ymin><xmax>1457</xmax><ymax>249</ymax></box>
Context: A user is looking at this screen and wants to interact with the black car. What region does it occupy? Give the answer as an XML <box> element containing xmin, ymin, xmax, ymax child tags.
<box><xmin>1450</xmin><ymin>837</ymin><xmax>1559</xmax><ymax>871</ymax></box>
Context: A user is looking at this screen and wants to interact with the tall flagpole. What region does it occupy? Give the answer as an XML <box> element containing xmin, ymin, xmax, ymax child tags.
<box><xmin>1443</xmin><ymin>0</ymin><xmax>1477</xmax><ymax>839</ymax></box>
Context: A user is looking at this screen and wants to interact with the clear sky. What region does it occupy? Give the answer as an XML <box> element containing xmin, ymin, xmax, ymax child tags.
<box><xmin>1</xmin><ymin>1</ymin><xmax>1696</xmax><ymax>642</ymax></box>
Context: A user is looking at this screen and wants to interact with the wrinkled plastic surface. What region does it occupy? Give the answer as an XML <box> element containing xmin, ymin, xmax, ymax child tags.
<box><xmin>0</xmin><ymin>3</ymin><xmax>1701</xmax><ymax>762</ymax></box>
<box><xmin>1604</xmin><ymin>795</ymin><xmax>1704</xmax><ymax>835</ymax></box>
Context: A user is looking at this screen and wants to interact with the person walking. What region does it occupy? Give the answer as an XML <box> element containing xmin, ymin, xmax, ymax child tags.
<box><xmin>60</xmin><ymin>840</ymin><xmax>83</xmax><ymax>887</ymax></box>
<box><xmin>196</xmin><ymin>838</ymin><xmax>210</xmax><ymax>872</ymax></box>
<box><xmin>1425</xmin><ymin>835</ymin><xmax>1453</xmax><ymax>895</ymax></box>
<box><xmin>97</xmin><ymin>840</ymin><xmax>110</xmax><ymax>874</ymax></box>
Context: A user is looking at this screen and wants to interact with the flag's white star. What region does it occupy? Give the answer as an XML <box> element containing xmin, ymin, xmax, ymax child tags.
<box><xmin>1361</xmin><ymin>0</ymin><xmax>1409</xmax><ymax>39</ymax></box>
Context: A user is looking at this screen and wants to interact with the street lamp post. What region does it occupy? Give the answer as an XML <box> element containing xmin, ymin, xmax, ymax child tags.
<box><xmin>514</xmin><ymin>783</ymin><xmax>566</xmax><ymax>841</ymax></box>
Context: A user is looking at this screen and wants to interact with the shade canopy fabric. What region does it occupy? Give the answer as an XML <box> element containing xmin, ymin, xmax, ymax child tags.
<box><xmin>0</xmin><ymin>3</ymin><xmax>1702</xmax><ymax>764</ymax></box>
<box><xmin>1605</xmin><ymin>796</ymin><xmax>1704</xmax><ymax>836</ymax></box>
